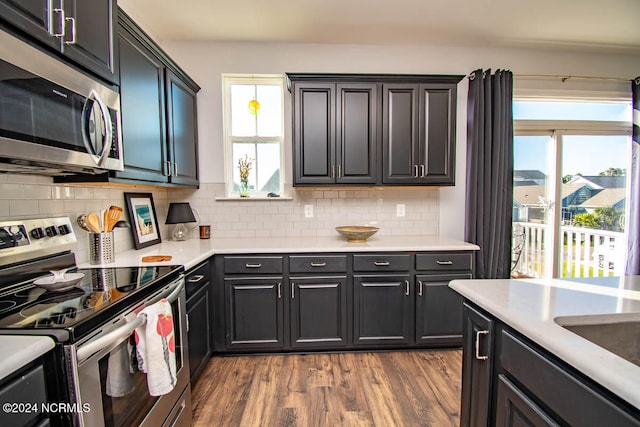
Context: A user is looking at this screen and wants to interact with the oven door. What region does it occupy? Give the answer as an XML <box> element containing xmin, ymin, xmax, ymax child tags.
<box><xmin>67</xmin><ymin>277</ymin><xmax>191</xmax><ymax>427</ymax></box>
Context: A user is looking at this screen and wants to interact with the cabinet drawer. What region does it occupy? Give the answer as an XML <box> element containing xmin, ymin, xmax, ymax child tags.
<box><xmin>353</xmin><ymin>254</ymin><xmax>411</xmax><ymax>272</ymax></box>
<box><xmin>290</xmin><ymin>255</ymin><xmax>347</xmax><ymax>273</ymax></box>
<box><xmin>500</xmin><ymin>329</ymin><xmax>640</xmax><ymax>427</ymax></box>
<box><xmin>224</xmin><ymin>256</ymin><xmax>283</xmax><ymax>274</ymax></box>
<box><xmin>416</xmin><ymin>252</ymin><xmax>471</xmax><ymax>271</ymax></box>
<box><xmin>185</xmin><ymin>261</ymin><xmax>210</xmax><ymax>299</ymax></box>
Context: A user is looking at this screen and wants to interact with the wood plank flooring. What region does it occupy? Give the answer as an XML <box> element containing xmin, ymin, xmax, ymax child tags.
<box><xmin>191</xmin><ymin>350</ymin><xmax>462</xmax><ymax>427</ymax></box>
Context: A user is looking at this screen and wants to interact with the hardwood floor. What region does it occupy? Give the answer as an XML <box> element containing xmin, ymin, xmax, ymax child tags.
<box><xmin>191</xmin><ymin>350</ymin><xmax>462</xmax><ymax>426</ymax></box>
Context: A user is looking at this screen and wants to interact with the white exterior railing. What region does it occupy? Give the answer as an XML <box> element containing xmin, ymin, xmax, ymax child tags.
<box><xmin>512</xmin><ymin>222</ymin><xmax>625</xmax><ymax>278</ymax></box>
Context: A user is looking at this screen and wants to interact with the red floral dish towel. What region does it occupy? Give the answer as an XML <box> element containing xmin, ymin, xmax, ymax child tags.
<box><xmin>134</xmin><ymin>298</ymin><xmax>177</xmax><ymax>396</ymax></box>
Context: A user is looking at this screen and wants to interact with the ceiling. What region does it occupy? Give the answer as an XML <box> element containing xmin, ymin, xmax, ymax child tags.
<box><xmin>121</xmin><ymin>0</ymin><xmax>640</xmax><ymax>53</ymax></box>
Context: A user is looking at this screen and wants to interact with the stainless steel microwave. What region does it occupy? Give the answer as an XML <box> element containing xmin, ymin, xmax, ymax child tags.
<box><xmin>0</xmin><ymin>29</ymin><xmax>123</xmax><ymax>175</ymax></box>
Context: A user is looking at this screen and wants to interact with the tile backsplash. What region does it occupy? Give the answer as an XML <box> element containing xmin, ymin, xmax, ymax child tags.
<box><xmin>1</xmin><ymin>174</ymin><xmax>439</xmax><ymax>263</ymax></box>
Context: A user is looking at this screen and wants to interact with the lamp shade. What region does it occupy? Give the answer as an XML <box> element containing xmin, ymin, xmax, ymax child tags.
<box><xmin>165</xmin><ymin>202</ymin><xmax>197</xmax><ymax>224</ymax></box>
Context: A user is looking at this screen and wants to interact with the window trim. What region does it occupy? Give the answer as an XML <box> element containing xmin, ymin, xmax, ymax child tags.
<box><xmin>221</xmin><ymin>74</ymin><xmax>285</xmax><ymax>198</ymax></box>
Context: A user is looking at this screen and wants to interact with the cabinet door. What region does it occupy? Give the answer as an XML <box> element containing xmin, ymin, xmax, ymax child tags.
<box><xmin>292</xmin><ymin>83</ymin><xmax>336</xmax><ymax>185</ymax></box>
<box><xmin>353</xmin><ymin>274</ymin><xmax>412</xmax><ymax>346</ymax></box>
<box><xmin>415</xmin><ymin>273</ymin><xmax>470</xmax><ymax>346</ymax></box>
<box><xmin>0</xmin><ymin>0</ymin><xmax>59</xmax><ymax>49</ymax></box>
<box><xmin>290</xmin><ymin>276</ymin><xmax>348</xmax><ymax>349</ymax></box>
<box><xmin>336</xmin><ymin>83</ymin><xmax>378</xmax><ymax>184</ymax></box>
<box><xmin>416</xmin><ymin>83</ymin><xmax>457</xmax><ymax>185</ymax></box>
<box><xmin>186</xmin><ymin>285</ymin><xmax>211</xmax><ymax>383</ymax></box>
<box><xmin>461</xmin><ymin>303</ymin><xmax>495</xmax><ymax>427</ymax></box>
<box><xmin>382</xmin><ymin>84</ymin><xmax>419</xmax><ymax>184</ymax></box>
<box><xmin>224</xmin><ymin>277</ymin><xmax>284</xmax><ymax>350</ymax></box>
<box><xmin>115</xmin><ymin>26</ymin><xmax>168</xmax><ymax>183</ymax></box>
<box><xmin>495</xmin><ymin>375</ymin><xmax>559</xmax><ymax>427</ymax></box>
<box><xmin>166</xmin><ymin>69</ymin><xmax>199</xmax><ymax>186</ymax></box>
<box><xmin>62</xmin><ymin>0</ymin><xmax>116</xmax><ymax>84</ymax></box>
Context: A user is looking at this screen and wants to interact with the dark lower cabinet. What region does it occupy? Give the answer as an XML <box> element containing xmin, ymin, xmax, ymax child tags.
<box><xmin>495</xmin><ymin>375</ymin><xmax>559</xmax><ymax>427</ymax></box>
<box><xmin>461</xmin><ymin>302</ymin><xmax>495</xmax><ymax>427</ymax></box>
<box><xmin>353</xmin><ymin>275</ymin><xmax>412</xmax><ymax>346</ymax></box>
<box><xmin>186</xmin><ymin>285</ymin><xmax>210</xmax><ymax>383</ymax></box>
<box><xmin>461</xmin><ymin>302</ymin><xmax>640</xmax><ymax>427</ymax></box>
<box><xmin>224</xmin><ymin>277</ymin><xmax>284</xmax><ymax>351</ymax></box>
<box><xmin>289</xmin><ymin>276</ymin><xmax>348</xmax><ymax>349</ymax></box>
<box><xmin>415</xmin><ymin>273</ymin><xmax>470</xmax><ymax>345</ymax></box>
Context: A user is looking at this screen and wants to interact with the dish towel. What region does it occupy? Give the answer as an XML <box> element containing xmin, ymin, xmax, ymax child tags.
<box><xmin>134</xmin><ymin>298</ymin><xmax>177</xmax><ymax>396</ymax></box>
<box><xmin>106</xmin><ymin>340</ymin><xmax>135</xmax><ymax>397</ymax></box>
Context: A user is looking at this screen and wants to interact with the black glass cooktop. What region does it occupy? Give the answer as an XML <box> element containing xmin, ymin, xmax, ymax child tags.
<box><xmin>0</xmin><ymin>265</ymin><xmax>183</xmax><ymax>342</ymax></box>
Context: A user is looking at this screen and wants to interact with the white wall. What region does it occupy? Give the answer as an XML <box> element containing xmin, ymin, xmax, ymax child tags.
<box><xmin>155</xmin><ymin>40</ymin><xmax>638</xmax><ymax>239</ymax></box>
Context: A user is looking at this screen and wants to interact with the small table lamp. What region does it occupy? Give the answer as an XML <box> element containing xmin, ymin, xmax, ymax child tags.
<box><xmin>166</xmin><ymin>202</ymin><xmax>197</xmax><ymax>241</ymax></box>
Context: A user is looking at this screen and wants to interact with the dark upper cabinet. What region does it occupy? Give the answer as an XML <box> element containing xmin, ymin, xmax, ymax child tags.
<box><xmin>0</xmin><ymin>0</ymin><xmax>117</xmax><ymax>84</ymax></box>
<box><xmin>115</xmin><ymin>25</ymin><xmax>167</xmax><ymax>182</ymax></box>
<box><xmin>382</xmin><ymin>82</ymin><xmax>458</xmax><ymax>185</ymax></box>
<box><xmin>288</xmin><ymin>74</ymin><xmax>461</xmax><ymax>187</ymax></box>
<box><xmin>292</xmin><ymin>81</ymin><xmax>377</xmax><ymax>185</ymax></box>
<box><xmin>166</xmin><ymin>69</ymin><xmax>199</xmax><ymax>187</ymax></box>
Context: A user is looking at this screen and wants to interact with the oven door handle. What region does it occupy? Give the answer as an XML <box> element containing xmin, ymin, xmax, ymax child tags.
<box><xmin>76</xmin><ymin>278</ymin><xmax>184</xmax><ymax>363</ymax></box>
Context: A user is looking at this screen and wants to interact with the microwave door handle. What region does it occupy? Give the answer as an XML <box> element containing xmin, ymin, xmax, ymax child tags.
<box><xmin>81</xmin><ymin>90</ymin><xmax>113</xmax><ymax>167</ymax></box>
<box><xmin>76</xmin><ymin>278</ymin><xmax>184</xmax><ymax>363</ymax></box>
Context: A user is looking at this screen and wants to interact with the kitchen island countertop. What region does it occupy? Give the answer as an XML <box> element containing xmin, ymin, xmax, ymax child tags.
<box><xmin>449</xmin><ymin>276</ymin><xmax>640</xmax><ymax>410</ymax></box>
<box><xmin>80</xmin><ymin>234</ymin><xmax>479</xmax><ymax>270</ymax></box>
<box><xmin>0</xmin><ymin>335</ymin><xmax>55</xmax><ymax>381</ymax></box>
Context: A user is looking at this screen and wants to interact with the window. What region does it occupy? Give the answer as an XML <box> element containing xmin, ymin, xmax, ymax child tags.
<box><xmin>511</xmin><ymin>99</ymin><xmax>632</xmax><ymax>279</ymax></box>
<box><xmin>222</xmin><ymin>75</ymin><xmax>284</xmax><ymax>197</ymax></box>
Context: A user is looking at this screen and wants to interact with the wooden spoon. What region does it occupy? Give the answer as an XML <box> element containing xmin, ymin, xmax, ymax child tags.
<box><xmin>104</xmin><ymin>206</ymin><xmax>123</xmax><ymax>232</ymax></box>
<box><xmin>85</xmin><ymin>212</ymin><xmax>102</xmax><ymax>233</ymax></box>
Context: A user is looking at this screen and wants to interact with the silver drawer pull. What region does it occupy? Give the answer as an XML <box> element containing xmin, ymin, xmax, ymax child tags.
<box><xmin>374</xmin><ymin>261</ymin><xmax>390</xmax><ymax>266</ymax></box>
<box><xmin>310</xmin><ymin>262</ymin><xmax>327</xmax><ymax>267</ymax></box>
<box><xmin>245</xmin><ymin>263</ymin><xmax>262</xmax><ymax>268</ymax></box>
<box><xmin>187</xmin><ymin>274</ymin><xmax>204</xmax><ymax>283</ymax></box>
<box><xmin>475</xmin><ymin>330</ymin><xmax>489</xmax><ymax>360</ymax></box>
<box><xmin>436</xmin><ymin>260</ymin><xmax>454</xmax><ymax>265</ymax></box>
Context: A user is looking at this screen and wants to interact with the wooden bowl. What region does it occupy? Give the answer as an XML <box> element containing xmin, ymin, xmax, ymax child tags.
<box><xmin>335</xmin><ymin>226</ymin><xmax>379</xmax><ymax>242</ymax></box>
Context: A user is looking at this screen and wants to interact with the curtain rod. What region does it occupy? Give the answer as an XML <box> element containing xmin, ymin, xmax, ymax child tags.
<box><xmin>514</xmin><ymin>73</ymin><xmax>632</xmax><ymax>83</ymax></box>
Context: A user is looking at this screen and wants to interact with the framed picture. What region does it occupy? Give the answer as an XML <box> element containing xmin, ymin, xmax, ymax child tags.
<box><xmin>124</xmin><ymin>192</ymin><xmax>162</xmax><ymax>249</ymax></box>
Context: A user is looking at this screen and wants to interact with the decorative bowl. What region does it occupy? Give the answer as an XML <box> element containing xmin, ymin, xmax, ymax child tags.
<box><xmin>335</xmin><ymin>226</ymin><xmax>379</xmax><ymax>242</ymax></box>
<box><xmin>34</xmin><ymin>271</ymin><xmax>85</xmax><ymax>292</ymax></box>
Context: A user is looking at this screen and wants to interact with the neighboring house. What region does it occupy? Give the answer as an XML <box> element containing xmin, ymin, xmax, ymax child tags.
<box><xmin>567</xmin><ymin>175</ymin><xmax>626</xmax><ymax>190</ymax></box>
<box><xmin>580</xmin><ymin>188</ymin><xmax>626</xmax><ymax>213</ymax></box>
<box><xmin>514</xmin><ymin>170</ymin><xmax>546</xmax><ymax>186</ymax></box>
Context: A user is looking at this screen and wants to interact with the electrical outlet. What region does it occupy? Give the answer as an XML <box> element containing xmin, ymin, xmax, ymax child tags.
<box><xmin>396</xmin><ymin>204</ymin><xmax>406</xmax><ymax>217</ymax></box>
<box><xmin>304</xmin><ymin>205</ymin><xmax>314</xmax><ymax>218</ymax></box>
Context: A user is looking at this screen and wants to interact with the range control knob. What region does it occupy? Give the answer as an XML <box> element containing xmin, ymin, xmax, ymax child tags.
<box><xmin>58</xmin><ymin>224</ymin><xmax>72</xmax><ymax>235</ymax></box>
<box><xmin>45</xmin><ymin>226</ymin><xmax>58</xmax><ymax>237</ymax></box>
<box><xmin>30</xmin><ymin>227</ymin><xmax>45</xmax><ymax>239</ymax></box>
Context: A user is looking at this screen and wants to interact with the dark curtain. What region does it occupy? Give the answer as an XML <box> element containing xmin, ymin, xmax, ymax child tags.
<box><xmin>626</xmin><ymin>77</ymin><xmax>640</xmax><ymax>275</ymax></box>
<box><xmin>465</xmin><ymin>69</ymin><xmax>514</xmax><ymax>279</ymax></box>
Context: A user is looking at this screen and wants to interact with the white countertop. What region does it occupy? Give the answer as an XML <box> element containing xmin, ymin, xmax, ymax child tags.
<box><xmin>79</xmin><ymin>235</ymin><xmax>479</xmax><ymax>270</ymax></box>
<box><xmin>449</xmin><ymin>276</ymin><xmax>640</xmax><ymax>410</ymax></box>
<box><xmin>0</xmin><ymin>335</ymin><xmax>56</xmax><ymax>381</ymax></box>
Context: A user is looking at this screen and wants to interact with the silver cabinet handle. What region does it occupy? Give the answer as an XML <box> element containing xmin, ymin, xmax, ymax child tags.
<box><xmin>436</xmin><ymin>260</ymin><xmax>453</xmax><ymax>265</ymax></box>
<box><xmin>185</xmin><ymin>313</ymin><xmax>190</xmax><ymax>332</ymax></box>
<box><xmin>374</xmin><ymin>261</ymin><xmax>390</xmax><ymax>266</ymax></box>
<box><xmin>475</xmin><ymin>330</ymin><xmax>489</xmax><ymax>360</ymax></box>
<box><xmin>187</xmin><ymin>274</ymin><xmax>204</xmax><ymax>283</ymax></box>
<box><xmin>405</xmin><ymin>280</ymin><xmax>410</xmax><ymax>296</ymax></box>
<box><xmin>64</xmin><ymin>16</ymin><xmax>76</xmax><ymax>44</ymax></box>
<box><xmin>413</xmin><ymin>164</ymin><xmax>419</xmax><ymax>178</ymax></box>
<box><xmin>245</xmin><ymin>263</ymin><xmax>262</xmax><ymax>268</ymax></box>
<box><xmin>331</xmin><ymin>165</ymin><xmax>335</xmax><ymax>179</ymax></box>
<box><xmin>165</xmin><ymin>160</ymin><xmax>172</xmax><ymax>176</ymax></box>
<box><xmin>418</xmin><ymin>280</ymin><xmax>423</xmax><ymax>297</ymax></box>
<box><xmin>337</xmin><ymin>164</ymin><xmax>341</xmax><ymax>178</ymax></box>
<box><xmin>291</xmin><ymin>282</ymin><xmax>295</xmax><ymax>299</ymax></box>
<box><xmin>277</xmin><ymin>282</ymin><xmax>282</xmax><ymax>299</ymax></box>
<box><xmin>52</xmin><ymin>8</ymin><xmax>65</xmax><ymax>38</ymax></box>
<box><xmin>173</xmin><ymin>162</ymin><xmax>178</xmax><ymax>177</ymax></box>
<box><xmin>310</xmin><ymin>262</ymin><xmax>327</xmax><ymax>267</ymax></box>
<box><xmin>420</xmin><ymin>164</ymin><xmax>425</xmax><ymax>178</ymax></box>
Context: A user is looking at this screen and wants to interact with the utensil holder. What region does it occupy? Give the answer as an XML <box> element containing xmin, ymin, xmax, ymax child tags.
<box><xmin>89</xmin><ymin>232</ymin><xmax>115</xmax><ymax>265</ymax></box>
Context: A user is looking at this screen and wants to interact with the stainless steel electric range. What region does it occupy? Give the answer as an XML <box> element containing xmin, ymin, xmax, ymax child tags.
<box><xmin>0</xmin><ymin>217</ymin><xmax>192</xmax><ymax>427</ymax></box>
